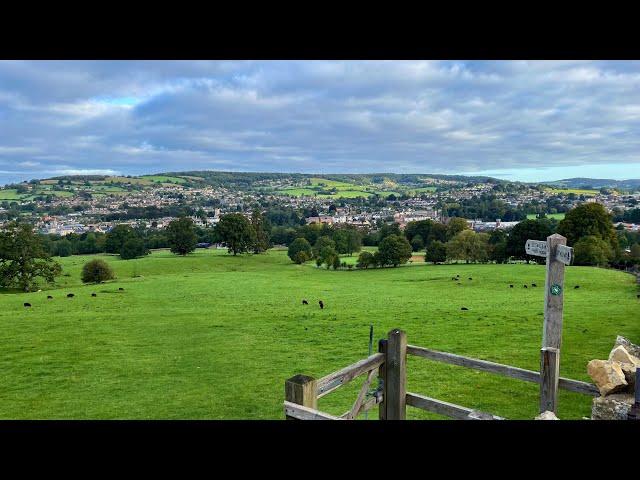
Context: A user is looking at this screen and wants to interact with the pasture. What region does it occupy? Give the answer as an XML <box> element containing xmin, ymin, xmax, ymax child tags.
<box><xmin>0</xmin><ymin>249</ymin><xmax>637</xmax><ymax>419</ymax></box>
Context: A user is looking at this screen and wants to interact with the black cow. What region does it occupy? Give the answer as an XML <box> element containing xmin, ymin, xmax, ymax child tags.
<box><xmin>302</xmin><ymin>299</ymin><xmax>308</xmax><ymax>305</ymax></box>
<box><xmin>91</xmin><ymin>293</ymin><xmax>97</xmax><ymax>297</ymax></box>
<box><xmin>67</xmin><ymin>293</ymin><xmax>75</xmax><ymax>298</ymax></box>
<box><xmin>468</xmin><ymin>277</ymin><xmax>472</xmax><ymax>280</ymax></box>
<box><xmin>23</xmin><ymin>302</ymin><xmax>31</xmax><ymax>307</ymax></box>
<box><xmin>461</xmin><ymin>307</ymin><xmax>469</xmax><ymax>311</ymax></box>
<box><xmin>531</xmin><ymin>283</ymin><xmax>537</xmax><ymax>287</ymax></box>
<box><xmin>118</xmin><ymin>287</ymin><xmax>124</xmax><ymax>291</ymax></box>
<box><xmin>509</xmin><ymin>285</ymin><xmax>514</xmax><ymax>288</ymax></box>
<box><xmin>523</xmin><ymin>285</ymin><xmax>528</xmax><ymax>289</ymax></box>
<box><xmin>318</xmin><ymin>300</ymin><xmax>324</xmax><ymax>309</ymax></box>
<box><xmin>47</xmin><ymin>295</ymin><xmax>53</xmax><ymax>299</ymax></box>
<box><xmin>574</xmin><ymin>285</ymin><xmax>580</xmax><ymax>289</ymax></box>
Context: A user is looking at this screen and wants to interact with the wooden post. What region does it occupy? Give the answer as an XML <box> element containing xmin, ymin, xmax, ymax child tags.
<box><xmin>377</xmin><ymin>338</ymin><xmax>387</xmax><ymax>420</ymax></box>
<box><xmin>385</xmin><ymin>329</ymin><xmax>407</xmax><ymax>420</ymax></box>
<box><xmin>540</xmin><ymin>347</ymin><xmax>559</xmax><ymax>414</ymax></box>
<box><xmin>285</xmin><ymin>374</ymin><xmax>317</xmax><ymax>420</ymax></box>
<box><xmin>542</xmin><ymin>233</ymin><xmax>567</xmax><ymax>350</ymax></box>
<box><xmin>539</xmin><ymin>233</ymin><xmax>567</xmax><ymax>414</ymax></box>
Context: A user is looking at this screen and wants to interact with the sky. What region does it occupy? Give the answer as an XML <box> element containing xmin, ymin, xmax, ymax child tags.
<box><xmin>0</xmin><ymin>60</ymin><xmax>639</xmax><ymax>185</ymax></box>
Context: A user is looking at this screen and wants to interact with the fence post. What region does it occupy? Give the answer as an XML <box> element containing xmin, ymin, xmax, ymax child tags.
<box><xmin>539</xmin><ymin>233</ymin><xmax>567</xmax><ymax>415</ymax></box>
<box><xmin>377</xmin><ymin>338</ymin><xmax>387</xmax><ymax>420</ymax></box>
<box><xmin>285</xmin><ymin>374</ymin><xmax>317</xmax><ymax>420</ymax></box>
<box><xmin>385</xmin><ymin>328</ymin><xmax>407</xmax><ymax>420</ymax></box>
<box><xmin>628</xmin><ymin>368</ymin><xmax>640</xmax><ymax>420</ymax></box>
<box><xmin>540</xmin><ymin>347</ymin><xmax>559</xmax><ymax>414</ymax></box>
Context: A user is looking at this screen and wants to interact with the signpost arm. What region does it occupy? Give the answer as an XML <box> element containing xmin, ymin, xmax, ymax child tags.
<box><xmin>540</xmin><ymin>233</ymin><xmax>567</xmax><ymax>414</ymax></box>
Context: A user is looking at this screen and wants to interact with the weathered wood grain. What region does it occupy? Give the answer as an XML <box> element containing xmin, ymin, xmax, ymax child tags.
<box><xmin>406</xmin><ymin>392</ymin><xmax>504</xmax><ymax>420</ymax></box>
<box><xmin>316</xmin><ymin>352</ymin><xmax>384</xmax><ymax>398</ymax></box>
<box><xmin>283</xmin><ymin>401</ymin><xmax>341</xmax><ymax>420</ymax></box>
<box><xmin>407</xmin><ymin>344</ymin><xmax>598</xmax><ymax>396</ymax></box>
<box><xmin>285</xmin><ymin>374</ymin><xmax>317</xmax><ymax>419</ymax></box>
<box><xmin>540</xmin><ymin>347</ymin><xmax>559</xmax><ymax>414</ymax></box>
<box><xmin>385</xmin><ymin>329</ymin><xmax>407</xmax><ymax>420</ymax></box>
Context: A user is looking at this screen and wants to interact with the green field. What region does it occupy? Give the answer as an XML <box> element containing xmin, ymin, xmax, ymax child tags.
<box><xmin>0</xmin><ymin>249</ymin><xmax>637</xmax><ymax>419</ymax></box>
<box><xmin>141</xmin><ymin>175</ymin><xmax>188</xmax><ymax>184</ymax></box>
<box><xmin>526</xmin><ymin>213</ymin><xmax>566</xmax><ymax>220</ymax></box>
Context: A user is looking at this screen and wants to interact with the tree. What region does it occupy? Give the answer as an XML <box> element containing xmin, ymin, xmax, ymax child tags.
<box><xmin>332</xmin><ymin>226</ymin><xmax>362</xmax><ymax>256</ymax></box>
<box><xmin>410</xmin><ymin>234</ymin><xmax>424</xmax><ymax>252</ymax></box>
<box><xmin>0</xmin><ymin>222</ymin><xmax>62</xmax><ymax>292</ymax></box>
<box><xmin>506</xmin><ymin>219</ymin><xmax>553</xmax><ymax>263</ymax></box>
<box><xmin>357</xmin><ymin>250</ymin><xmax>375</xmax><ymax>268</ymax></box>
<box><xmin>488</xmin><ymin>229</ymin><xmax>508</xmax><ymax>264</ymax></box>
<box><xmin>288</xmin><ymin>237</ymin><xmax>312</xmax><ymax>264</ymax></box>
<box><xmin>573</xmin><ymin>235</ymin><xmax>613</xmax><ymax>266</ymax></box>
<box><xmin>446</xmin><ymin>230</ymin><xmax>489</xmax><ymax>264</ymax></box>
<box><xmin>332</xmin><ymin>255</ymin><xmax>341</xmax><ymax>270</ymax></box>
<box><xmin>120</xmin><ymin>237</ymin><xmax>148</xmax><ymax>260</ymax></box>
<box><xmin>377</xmin><ymin>234</ymin><xmax>412</xmax><ymax>267</ymax></box>
<box><xmin>446</xmin><ymin>217</ymin><xmax>468</xmax><ymax>240</ymax></box>
<box><xmin>425</xmin><ymin>240</ymin><xmax>447</xmax><ymax>264</ymax></box>
<box><xmin>166</xmin><ymin>217</ymin><xmax>198</xmax><ymax>256</ymax></box>
<box><xmin>558</xmin><ymin>203</ymin><xmax>618</xmax><ymax>253</ymax></box>
<box><xmin>313</xmin><ymin>236</ymin><xmax>336</xmax><ymax>259</ymax></box>
<box><xmin>216</xmin><ymin>214</ymin><xmax>255</xmax><ymax>255</ymax></box>
<box><xmin>105</xmin><ymin>224</ymin><xmax>136</xmax><ymax>254</ymax></box>
<box><xmin>55</xmin><ymin>238</ymin><xmax>73</xmax><ymax>257</ymax></box>
<box><xmin>81</xmin><ymin>258</ymin><xmax>115</xmax><ymax>284</ymax></box>
<box><xmin>250</xmin><ymin>209</ymin><xmax>270</xmax><ymax>254</ymax></box>
<box><xmin>631</xmin><ymin>243</ymin><xmax>640</xmax><ymax>260</ymax></box>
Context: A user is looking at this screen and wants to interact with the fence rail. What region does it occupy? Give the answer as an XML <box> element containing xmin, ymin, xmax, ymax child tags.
<box><xmin>406</xmin><ymin>344</ymin><xmax>599</xmax><ymax>396</ymax></box>
<box><xmin>284</xmin><ymin>328</ymin><xmax>605</xmax><ymax>420</ymax></box>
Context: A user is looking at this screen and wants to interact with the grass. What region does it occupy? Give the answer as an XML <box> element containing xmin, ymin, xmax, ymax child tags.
<box><xmin>544</xmin><ymin>187</ymin><xmax>599</xmax><ymax>196</ymax></box>
<box><xmin>0</xmin><ymin>249</ymin><xmax>637</xmax><ymax>419</ymax></box>
<box><xmin>0</xmin><ymin>189</ymin><xmax>27</xmax><ymax>200</ymax></box>
<box><xmin>526</xmin><ymin>213</ymin><xmax>566</xmax><ymax>220</ymax></box>
<box><xmin>141</xmin><ymin>175</ymin><xmax>188</xmax><ymax>184</ymax></box>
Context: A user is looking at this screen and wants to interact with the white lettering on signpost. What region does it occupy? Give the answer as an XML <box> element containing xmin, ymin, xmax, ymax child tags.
<box><xmin>555</xmin><ymin>245</ymin><xmax>572</xmax><ymax>265</ymax></box>
<box><xmin>525</xmin><ymin>240</ymin><xmax>547</xmax><ymax>257</ymax></box>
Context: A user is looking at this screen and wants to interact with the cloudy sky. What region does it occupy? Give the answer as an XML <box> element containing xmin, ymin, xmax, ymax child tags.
<box><xmin>0</xmin><ymin>60</ymin><xmax>639</xmax><ymax>185</ymax></box>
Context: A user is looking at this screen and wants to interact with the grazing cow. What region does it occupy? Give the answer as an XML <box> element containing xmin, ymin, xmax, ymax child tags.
<box><xmin>637</xmin><ymin>294</ymin><xmax>640</xmax><ymax>298</ymax></box>
<box><xmin>509</xmin><ymin>285</ymin><xmax>514</xmax><ymax>288</ymax></box>
<box><xmin>302</xmin><ymin>299</ymin><xmax>308</xmax><ymax>305</ymax></box>
<box><xmin>91</xmin><ymin>293</ymin><xmax>97</xmax><ymax>297</ymax></box>
<box><xmin>468</xmin><ymin>277</ymin><xmax>472</xmax><ymax>281</ymax></box>
<box><xmin>461</xmin><ymin>307</ymin><xmax>469</xmax><ymax>311</ymax></box>
<box><xmin>47</xmin><ymin>295</ymin><xmax>53</xmax><ymax>299</ymax></box>
<box><xmin>451</xmin><ymin>277</ymin><xmax>457</xmax><ymax>281</ymax></box>
<box><xmin>531</xmin><ymin>283</ymin><xmax>537</xmax><ymax>287</ymax></box>
<box><xmin>318</xmin><ymin>300</ymin><xmax>324</xmax><ymax>309</ymax></box>
<box><xmin>574</xmin><ymin>285</ymin><xmax>580</xmax><ymax>289</ymax></box>
<box><xmin>523</xmin><ymin>285</ymin><xmax>528</xmax><ymax>289</ymax></box>
<box><xmin>118</xmin><ymin>287</ymin><xmax>124</xmax><ymax>291</ymax></box>
<box><xmin>67</xmin><ymin>293</ymin><xmax>75</xmax><ymax>298</ymax></box>
<box><xmin>23</xmin><ymin>303</ymin><xmax>31</xmax><ymax>307</ymax></box>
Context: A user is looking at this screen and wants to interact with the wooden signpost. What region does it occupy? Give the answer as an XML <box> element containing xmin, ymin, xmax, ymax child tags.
<box><xmin>525</xmin><ymin>233</ymin><xmax>572</xmax><ymax>414</ymax></box>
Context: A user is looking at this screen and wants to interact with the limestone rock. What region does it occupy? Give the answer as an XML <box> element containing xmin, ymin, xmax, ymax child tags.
<box><xmin>609</xmin><ymin>345</ymin><xmax>640</xmax><ymax>366</ymax></box>
<box><xmin>619</xmin><ymin>363</ymin><xmax>637</xmax><ymax>392</ymax></box>
<box><xmin>591</xmin><ymin>393</ymin><xmax>634</xmax><ymax>420</ymax></box>
<box><xmin>535</xmin><ymin>410</ymin><xmax>558</xmax><ymax>420</ymax></box>
<box><xmin>587</xmin><ymin>359</ymin><xmax>628</xmax><ymax>396</ymax></box>
<box><xmin>613</xmin><ymin>335</ymin><xmax>640</xmax><ymax>359</ymax></box>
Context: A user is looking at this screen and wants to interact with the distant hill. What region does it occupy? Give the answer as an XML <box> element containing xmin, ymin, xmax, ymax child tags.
<box><xmin>541</xmin><ymin>178</ymin><xmax>640</xmax><ymax>190</ymax></box>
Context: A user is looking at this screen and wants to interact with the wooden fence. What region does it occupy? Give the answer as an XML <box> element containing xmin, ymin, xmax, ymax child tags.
<box><xmin>284</xmin><ymin>328</ymin><xmax>602</xmax><ymax>420</ymax></box>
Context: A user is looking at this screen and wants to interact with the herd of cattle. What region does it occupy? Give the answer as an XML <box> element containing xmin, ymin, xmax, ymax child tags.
<box><xmin>22</xmin><ymin>287</ymin><xmax>125</xmax><ymax>308</ymax></box>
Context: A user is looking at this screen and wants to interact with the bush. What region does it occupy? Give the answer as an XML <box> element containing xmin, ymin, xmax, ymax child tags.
<box><xmin>81</xmin><ymin>259</ymin><xmax>115</xmax><ymax>284</ymax></box>
<box><xmin>288</xmin><ymin>237</ymin><xmax>312</xmax><ymax>264</ymax></box>
<box><xmin>120</xmin><ymin>237</ymin><xmax>148</xmax><ymax>260</ymax></box>
<box><xmin>357</xmin><ymin>251</ymin><xmax>374</xmax><ymax>268</ymax></box>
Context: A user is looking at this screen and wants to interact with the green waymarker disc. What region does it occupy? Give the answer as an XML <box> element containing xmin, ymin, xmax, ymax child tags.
<box><xmin>550</xmin><ymin>284</ymin><xmax>562</xmax><ymax>296</ymax></box>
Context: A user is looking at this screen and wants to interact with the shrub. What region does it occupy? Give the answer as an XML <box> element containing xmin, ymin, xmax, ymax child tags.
<box><xmin>81</xmin><ymin>259</ymin><xmax>115</xmax><ymax>284</ymax></box>
<box><xmin>288</xmin><ymin>237</ymin><xmax>312</xmax><ymax>264</ymax></box>
<box><xmin>120</xmin><ymin>237</ymin><xmax>148</xmax><ymax>260</ymax></box>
